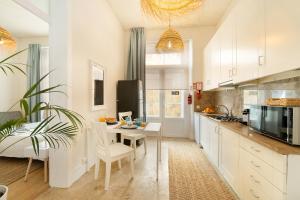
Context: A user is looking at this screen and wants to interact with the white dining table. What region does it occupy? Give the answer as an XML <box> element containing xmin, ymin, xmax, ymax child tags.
<box><xmin>107</xmin><ymin>122</ymin><xmax>162</xmax><ymax>180</ymax></box>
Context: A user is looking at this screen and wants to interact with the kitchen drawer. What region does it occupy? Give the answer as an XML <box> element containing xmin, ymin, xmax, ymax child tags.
<box><xmin>243</xmin><ymin>166</ymin><xmax>286</xmax><ymax>200</ymax></box>
<box><xmin>240</xmin><ymin>147</ymin><xmax>287</xmax><ymax>193</ymax></box>
<box><xmin>240</xmin><ymin>136</ymin><xmax>287</xmax><ymax>173</ymax></box>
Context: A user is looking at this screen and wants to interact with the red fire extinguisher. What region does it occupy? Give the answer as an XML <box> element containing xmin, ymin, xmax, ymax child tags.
<box><xmin>188</xmin><ymin>94</ymin><xmax>192</xmax><ymax>105</ymax></box>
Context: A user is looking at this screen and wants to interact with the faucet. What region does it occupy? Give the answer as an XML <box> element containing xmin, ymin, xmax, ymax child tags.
<box><xmin>216</xmin><ymin>105</ymin><xmax>230</xmax><ymax>117</ymax></box>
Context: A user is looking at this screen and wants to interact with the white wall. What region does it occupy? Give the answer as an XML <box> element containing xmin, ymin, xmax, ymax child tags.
<box><xmin>0</xmin><ymin>37</ymin><xmax>48</xmax><ymax>112</ymax></box>
<box><xmin>49</xmin><ymin>0</ymin><xmax>125</xmax><ymax>187</ymax></box>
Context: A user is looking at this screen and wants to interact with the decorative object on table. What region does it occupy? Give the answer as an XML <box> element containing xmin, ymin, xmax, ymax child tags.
<box><xmin>156</xmin><ymin>20</ymin><xmax>184</xmax><ymax>52</ymax></box>
<box><xmin>141</xmin><ymin>0</ymin><xmax>202</xmax><ymax>21</ymax></box>
<box><xmin>121</xmin><ymin>125</ymin><xmax>138</xmax><ymax>129</ymax></box>
<box><xmin>0</xmin><ymin>185</ymin><xmax>8</xmax><ymax>200</ymax></box>
<box><xmin>90</xmin><ymin>60</ymin><xmax>105</xmax><ymax>111</ymax></box>
<box><xmin>0</xmin><ymin>27</ymin><xmax>16</xmax><ymax>47</ymax></box>
<box><xmin>266</xmin><ymin>98</ymin><xmax>300</xmax><ymax>106</ymax></box>
<box><xmin>105</xmin><ymin>118</ymin><xmax>117</xmax><ymax>125</ymax></box>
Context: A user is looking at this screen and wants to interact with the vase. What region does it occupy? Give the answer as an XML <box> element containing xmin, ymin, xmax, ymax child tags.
<box><xmin>0</xmin><ymin>185</ymin><xmax>8</xmax><ymax>200</ymax></box>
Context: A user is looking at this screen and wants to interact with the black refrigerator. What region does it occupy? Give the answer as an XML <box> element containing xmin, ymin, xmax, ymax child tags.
<box><xmin>117</xmin><ymin>80</ymin><xmax>144</xmax><ymax>120</ymax></box>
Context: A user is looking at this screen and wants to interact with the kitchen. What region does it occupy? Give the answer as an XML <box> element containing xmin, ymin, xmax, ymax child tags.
<box><xmin>193</xmin><ymin>0</ymin><xmax>300</xmax><ymax>199</ymax></box>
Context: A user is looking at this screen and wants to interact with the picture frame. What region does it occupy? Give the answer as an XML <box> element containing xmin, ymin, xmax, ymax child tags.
<box><xmin>90</xmin><ymin>60</ymin><xmax>106</xmax><ymax>111</ymax></box>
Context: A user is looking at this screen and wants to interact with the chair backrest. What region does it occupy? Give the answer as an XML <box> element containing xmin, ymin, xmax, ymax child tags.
<box><xmin>118</xmin><ymin>111</ymin><xmax>133</xmax><ymax>121</ymax></box>
<box><xmin>91</xmin><ymin>122</ymin><xmax>110</xmax><ymax>158</ymax></box>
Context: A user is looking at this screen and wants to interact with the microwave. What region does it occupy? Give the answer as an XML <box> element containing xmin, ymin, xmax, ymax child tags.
<box><xmin>249</xmin><ymin>105</ymin><xmax>300</xmax><ymax>145</ymax></box>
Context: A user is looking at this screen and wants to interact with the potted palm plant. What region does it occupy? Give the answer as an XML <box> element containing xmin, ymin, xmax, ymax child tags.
<box><xmin>0</xmin><ymin>50</ymin><xmax>83</xmax><ymax>200</ymax></box>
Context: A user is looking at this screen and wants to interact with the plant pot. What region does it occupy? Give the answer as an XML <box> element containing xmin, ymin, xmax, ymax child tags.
<box><xmin>0</xmin><ymin>185</ymin><xmax>8</xmax><ymax>200</ymax></box>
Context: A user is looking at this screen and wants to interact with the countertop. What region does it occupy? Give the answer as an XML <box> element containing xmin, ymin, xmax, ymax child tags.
<box><xmin>198</xmin><ymin>112</ymin><xmax>300</xmax><ymax>155</ymax></box>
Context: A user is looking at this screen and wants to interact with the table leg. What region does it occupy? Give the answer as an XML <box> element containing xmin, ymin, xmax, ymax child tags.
<box><xmin>24</xmin><ymin>158</ymin><xmax>33</xmax><ymax>182</ymax></box>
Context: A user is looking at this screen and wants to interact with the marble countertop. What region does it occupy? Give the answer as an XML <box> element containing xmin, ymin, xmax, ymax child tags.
<box><xmin>198</xmin><ymin>112</ymin><xmax>300</xmax><ymax>155</ymax></box>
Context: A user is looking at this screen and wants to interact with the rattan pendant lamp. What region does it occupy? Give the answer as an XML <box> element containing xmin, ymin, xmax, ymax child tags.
<box><xmin>141</xmin><ymin>0</ymin><xmax>202</xmax><ymax>20</ymax></box>
<box><xmin>156</xmin><ymin>18</ymin><xmax>184</xmax><ymax>53</ymax></box>
<box><xmin>0</xmin><ymin>27</ymin><xmax>16</xmax><ymax>46</ymax></box>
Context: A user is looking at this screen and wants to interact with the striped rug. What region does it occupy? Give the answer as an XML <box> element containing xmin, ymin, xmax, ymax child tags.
<box><xmin>0</xmin><ymin>157</ymin><xmax>43</xmax><ymax>185</ymax></box>
<box><xmin>168</xmin><ymin>141</ymin><xmax>237</xmax><ymax>200</ymax></box>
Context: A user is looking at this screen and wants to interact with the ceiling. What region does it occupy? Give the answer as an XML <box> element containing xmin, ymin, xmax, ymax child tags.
<box><xmin>107</xmin><ymin>0</ymin><xmax>232</xmax><ymax>29</ymax></box>
<box><xmin>0</xmin><ymin>0</ymin><xmax>49</xmax><ymax>38</ymax></box>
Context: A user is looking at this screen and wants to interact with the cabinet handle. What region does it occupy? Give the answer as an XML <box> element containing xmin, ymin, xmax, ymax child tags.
<box><xmin>249</xmin><ymin>189</ymin><xmax>260</xmax><ymax>199</ymax></box>
<box><xmin>258</xmin><ymin>56</ymin><xmax>265</xmax><ymax>66</ymax></box>
<box><xmin>251</xmin><ymin>160</ymin><xmax>261</xmax><ymax>168</ymax></box>
<box><xmin>214</xmin><ymin>126</ymin><xmax>219</xmax><ymax>133</ymax></box>
<box><xmin>250</xmin><ymin>175</ymin><xmax>260</xmax><ymax>184</ymax></box>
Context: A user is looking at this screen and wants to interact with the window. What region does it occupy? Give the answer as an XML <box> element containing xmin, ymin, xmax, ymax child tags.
<box><xmin>146</xmin><ymin>53</ymin><xmax>182</xmax><ymax>66</ymax></box>
<box><xmin>164</xmin><ymin>90</ymin><xmax>184</xmax><ymax>118</ymax></box>
<box><xmin>146</xmin><ymin>90</ymin><xmax>160</xmax><ymax>117</ymax></box>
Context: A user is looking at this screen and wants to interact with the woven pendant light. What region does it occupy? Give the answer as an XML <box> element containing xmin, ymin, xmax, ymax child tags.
<box><xmin>0</xmin><ymin>27</ymin><xmax>16</xmax><ymax>46</ymax></box>
<box><xmin>141</xmin><ymin>0</ymin><xmax>202</xmax><ymax>20</ymax></box>
<box><xmin>156</xmin><ymin>22</ymin><xmax>184</xmax><ymax>53</ymax></box>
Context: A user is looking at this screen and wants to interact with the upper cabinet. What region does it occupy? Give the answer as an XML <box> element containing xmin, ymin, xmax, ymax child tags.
<box><xmin>203</xmin><ymin>32</ymin><xmax>220</xmax><ymax>91</ymax></box>
<box><xmin>263</xmin><ymin>0</ymin><xmax>300</xmax><ymax>77</ymax></box>
<box><xmin>219</xmin><ymin>10</ymin><xmax>236</xmax><ymax>84</ymax></box>
<box><xmin>203</xmin><ymin>0</ymin><xmax>300</xmax><ymax>90</ymax></box>
<box><xmin>234</xmin><ymin>0</ymin><xmax>264</xmax><ymax>83</ymax></box>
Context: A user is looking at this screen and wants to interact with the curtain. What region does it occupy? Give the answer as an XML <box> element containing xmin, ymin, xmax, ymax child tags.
<box><xmin>127</xmin><ymin>27</ymin><xmax>146</xmax><ymax>120</ymax></box>
<box><xmin>27</xmin><ymin>44</ymin><xmax>41</xmax><ymax>122</ymax></box>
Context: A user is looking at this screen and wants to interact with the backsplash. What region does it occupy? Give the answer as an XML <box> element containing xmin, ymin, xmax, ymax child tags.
<box><xmin>196</xmin><ymin>77</ymin><xmax>300</xmax><ymax>117</ymax></box>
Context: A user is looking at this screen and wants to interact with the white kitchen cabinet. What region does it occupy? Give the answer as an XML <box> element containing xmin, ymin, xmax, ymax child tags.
<box><xmin>199</xmin><ymin>115</ymin><xmax>220</xmax><ymax>167</ymax></box>
<box><xmin>203</xmin><ymin>43</ymin><xmax>212</xmax><ymax>91</ymax></box>
<box><xmin>219</xmin><ymin>126</ymin><xmax>240</xmax><ymax>192</ymax></box>
<box><xmin>193</xmin><ymin>112</ymin><xmax>200</xmax><ymax>144</ymax></box>
<box><xmin>234</xmin><ymin>0</ymin><xmax>264</xmax><ymax>83</ymax></box>
<box><xmin>203</xmin><ymin>34</ymin><xmax>220</xmax><ymax>91</ymax></box>
<box><xmin>208</xmin><ymin>119</ymin><xmax>219</xmax><ymax>167</ymax></box>
<box><xmin>262</xmin><ymin>0</ymin><xmax>300</xmax><ymax>77</ymax></box>
<box><xmin>199</xmin><ymin>115</ymin><xmax>209</xmax><ymax>152</ymax></box>
<box><xmin>219</xmin><ymin>8</ymin><xmax>236</xmax><ymax>84</ymax></box>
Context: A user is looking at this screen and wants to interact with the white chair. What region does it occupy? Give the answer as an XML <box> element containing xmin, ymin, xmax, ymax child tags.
<box><xmin>92</xmin><ymin>122</ymin><xmax>134</xmax><ymax>191</ymax></box>
<box><xmin>24</xmin><ymin>142</ymin><xmax>49</xmax><ymax>182</ymax></box>
<box><xmin>118</xmin><ymin>111</ymin><xmax>147</xmax><ymax>159</ymax></box>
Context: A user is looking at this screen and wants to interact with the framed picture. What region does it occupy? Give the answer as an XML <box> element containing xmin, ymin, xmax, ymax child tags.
<box><xmin>90</xmin><ymin>60</ymin><xmax>106</xmax><ymax>111</ymax></box>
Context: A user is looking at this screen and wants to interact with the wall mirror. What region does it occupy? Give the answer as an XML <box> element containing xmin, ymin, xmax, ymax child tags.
<box><xmin>90</xmin><ymin>61</ymin><xmax>105</xmax><ymax>111</ymax></box>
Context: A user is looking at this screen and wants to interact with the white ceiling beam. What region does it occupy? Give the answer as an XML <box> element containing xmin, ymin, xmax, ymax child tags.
<box><xmin>12</xmin><ymin>0</ymin><xmax>50</xmax><ymax>23</ymax></box>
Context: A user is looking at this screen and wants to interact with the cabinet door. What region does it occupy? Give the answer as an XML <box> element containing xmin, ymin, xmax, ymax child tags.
<box><xmin>220</xmin><ymin>127</ymin><xmax>239</xmax><ymax>192</ymax></box>
<box><xmin>200</xmin><ymin>116</ymin><xmax>210</xmax><ymax>153</ymax></box>
<box><xmin>263</xmin><ymin>0</ymin><xmax>300</xmax><ymax>77</ymax></box>
<box><xmin>203</xmin><ymin>43</ymin><xmax>212</xmax><ymax>91</ymax></box>
<box><xmin>210</xmin><ymin>32</ymin><xmax>221</xmax><ymax>89</ymax></box>
<box><xmin>194</xmin><ymin>113</ymin><xmax>200</xmax><ymax>144</ymax></box>
<box><xmin>220</xmin><ymin>10</ymin><xmax>236</xmax><ymax>84</ymax></box>
<box><xmin>235</xmin><ymin>0</ymin><xmax>264</xmax><ymax>83</ymax></box>
<box><xmin>209</xmin><ymin>121</ymin><xmax>219</xmax><ymax>168</ymax></box>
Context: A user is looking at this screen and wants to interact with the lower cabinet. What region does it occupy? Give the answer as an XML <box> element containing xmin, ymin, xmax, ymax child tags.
<box><xmin>199</xmin><ymin>115</ymin><xmax>219</xmax><ymax>168</ymax></box>
<box><xmin>219</xmin><ymin>126</ymin><xmax>240</xmax><ymax>194</ymax></box>
<box><xmin>199</xmin><ymin>119</ymin><xmax>300</xmax><ymax>200</ymax></box>
<box><xmin>194</xmin><ymin>112</ymin><xmax>200</xmax><ymax>144</ymax></box>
